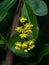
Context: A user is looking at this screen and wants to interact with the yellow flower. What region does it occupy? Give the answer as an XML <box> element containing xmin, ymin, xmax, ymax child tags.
<box><xmin>30</xmin><ymin>45</ymin><xmax>35</xmax><ymax>49</ymax></box>
<box><xmin>28</xmin><ymin>40</ymin><xmax>34</xmax><ymax>45</ymax></box>
<box><xmin>27</xmin><ymin>48</ymin><xmax>31</xmax><ymax>51</ymax></box>
<box><xmin>24</xmin><ymin>23</ymin><xmax>33</xmax><ymax>29</ymax></box>
<box><xmin>20</xmin><ymin>17</ymin><xmax>27</xmax><ymax>23</ymax></box>
<box><xmin>15</xmin><ymin>27</ymin><xmax>23</xmax><ymax>32</ymax></box>
<box><xmin>24</xmin><ymin>49</ymin><xmax>28</xmax><ymax>52</ymax></box>
<box><xmin>19</xmin><ymin>33</ymin><xmax>27</xmax><ymax>39</ymax></box>
<box><xmin>27</xmin><ymin>45</ymin><xmax>35</xmax><ymax>51</ymax></box>
<box><xmin>15</xmin><ymin>42</ymin><xmax>22</xmax><ymax>49</ymax></box>
<box><xmin>15</xmin><ymin>47</ymin><xmax>20</xmax><ymax>50</ymax></box>
<box><xmin>22</xmin><ymin>41</ymin><xmax>28</xmax><ymax>48</ymax></box>
<box><xmin>21</xmin><ymin>29</ymin><xmax>26</xmax><ymax>33</ymax></box>
<box><xmin>25</xmin><ymin>29</ymin><xmax>32</xmax><ymax>34</ymax></box>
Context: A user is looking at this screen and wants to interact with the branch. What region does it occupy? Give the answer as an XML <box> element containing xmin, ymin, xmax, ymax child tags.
<box><xmin>6</xmin><ymin>0</ymin><xmax>21</xmax><ymax>65</ymax></box>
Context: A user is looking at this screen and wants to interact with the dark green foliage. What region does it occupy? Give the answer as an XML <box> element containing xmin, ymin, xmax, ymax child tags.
<box><xmin>0</xmin><ymin>0</ymin><xmax>49</xmax><ymax>65</ymax></box>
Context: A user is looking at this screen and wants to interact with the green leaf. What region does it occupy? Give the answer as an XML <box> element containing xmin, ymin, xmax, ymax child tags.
<box><xmin>0</xmin><ymin>0</ymin><xmax>17</xmax><ymax>21</ymax></box>
<box><xmin>21</xmin><ymin>2</ymin><xmax>39</xmax><ymax>40</ymax></box>
<box><xmin>0</xmin><ymin>40</ymin><xmax>4</xmax><ymax>44</ymax></box>
<box><xmin>24</xmin><ymin>0</ymin><xmax>48</xmax><ymax>16</ymax></box>
<box><xmin>8</xmin><ymin>32</ymin><xmax>31</xmax><ymax>57</ymax></box>
<box><xmin>8</xmin><ymin>0</ymin><xmax>39</xmax><ymax>57</ymax></box>
<box><xmin>26</xmin><ymin>44</ymin><xmax>49</xmax><ymax>65</ymax></box>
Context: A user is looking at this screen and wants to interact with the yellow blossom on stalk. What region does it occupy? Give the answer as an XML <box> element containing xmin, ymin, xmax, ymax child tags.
<box><xmin>24</xmin><ymin>49</ymin><xmax>28</xmax><ymax>52</ymax></box>
<box><xmin>21</xmin><ymin>29</ymin><xmax>26</xmax><ymax>33</ymax></box>
<box><xmin>28</xmin><ymin>40</ymin><xmax>34</xmax><ymax>45</ymax></box>
<box><xmin>30</xmin><ymin>45</ymin><xmax>35</xmax><ymax>49</ymax></box>
<box><xmin>27</xmin><ymin>45</ymin><xmax>35</xmax><ymax>51</ymax></box>
<box><xmin>15</xmin><ymin>17</ymin><xmax>35</xmax><ymax>52</ymax></box>
<box><xmin>15</xmin><ymin>42</ymin><xmax>22</xmax><ymax>46</ymax></box>
<box><xmin>24</xmin><ymin>23</ymin><xmax>33</xmax><ymax>29</ymax></box>
<box><xmin>19</xmin><ymin>33</ymin><xmax>27</xmax><ymax>39</ymax></box>
<box><xmin>22</xmin><ymin>41</ymin><xmax>28</xmax><ymax>48</ymax></box>
<box><xmin>27</xmin><ymin>48</ymin><xmax>31</xmax><ymax>51</ymax></box>
<box><xmin>20</xmin><ymin>17</ymin><xmax>27</xmax><ymax>23</ymax></box>
<box><xmin>15</xmin><ymin>26</ymin><xmax>23</xmax><ymax>32</ymax></box>
<box><xmin>25</xmin><ymin>29</ymin><xmax>32</xmax><ymax>34</ymax></box>
<box><xmin>15</xmin><ymin>42</ymin><xmax>22</xmax><ymax>50</ymax></box>
<box><xmin>15</xmin><ymin>47</ymin><xmax>20</xmax><ymax>50</ymax></box>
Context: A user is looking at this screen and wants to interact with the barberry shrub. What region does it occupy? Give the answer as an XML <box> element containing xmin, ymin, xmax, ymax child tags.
<box><xmin>0</xmin><ymin>0</ymin><xmax>49</xmax><ymax>65</ymax></box>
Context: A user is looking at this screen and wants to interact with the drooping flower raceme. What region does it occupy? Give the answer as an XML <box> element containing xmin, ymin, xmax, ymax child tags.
<box><xmin>15</xmin><ymin>17</ymin><xmax>35</xmax><ymax>53</ymax></box>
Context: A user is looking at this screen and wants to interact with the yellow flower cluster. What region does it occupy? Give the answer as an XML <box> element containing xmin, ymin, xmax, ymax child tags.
<box><xmin>15</xmin><ymin>17</ymin><xmax>35</xmax><ymax>53</ymax></box>
<box><xmin>15</xmin><ymin>17</ymin><xmax>33</xmax><ymax>39</ymax></box>
<box><xmin>15</xmin><ymin>40</ymin><xmax>35</xmax><ymax>52</ymax></box>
